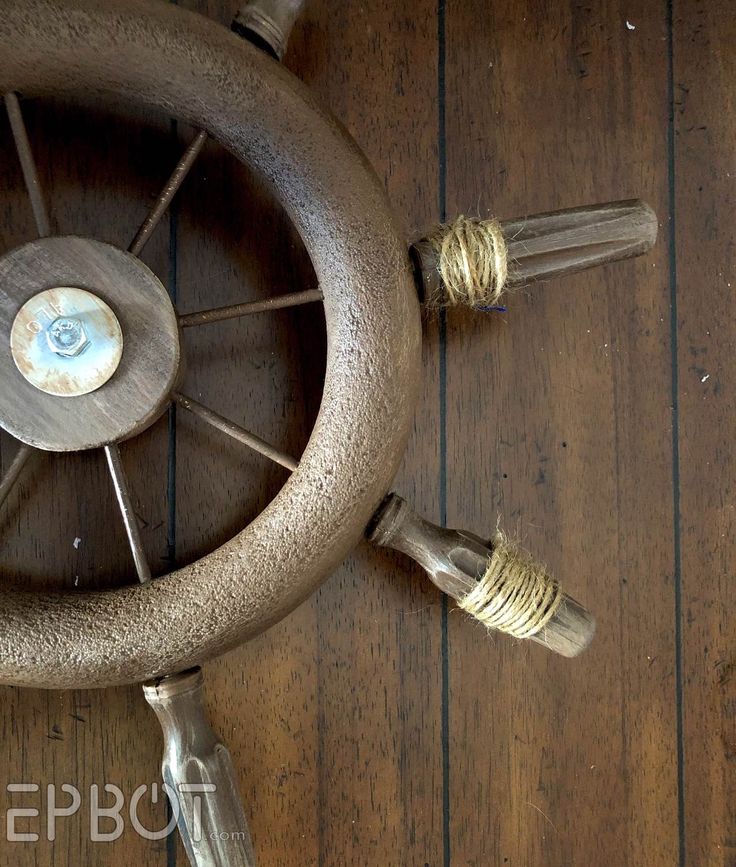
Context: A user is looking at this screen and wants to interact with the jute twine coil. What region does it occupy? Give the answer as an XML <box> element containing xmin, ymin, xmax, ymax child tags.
<box><xmin>458</xmin><ymin>533</ymin><xmax>562</xmax><ymax>639</ymax></box>
<box><xmin>426</xmin><ymin>215</ymin><xmax>509</xmax><ymax>307</ymax></box>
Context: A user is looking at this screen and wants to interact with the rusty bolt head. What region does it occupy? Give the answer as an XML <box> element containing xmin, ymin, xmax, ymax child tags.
<box><xmin>46</xmin><ymin>316</ymin><xmax>89</xmax><ymax>357</ymax></box>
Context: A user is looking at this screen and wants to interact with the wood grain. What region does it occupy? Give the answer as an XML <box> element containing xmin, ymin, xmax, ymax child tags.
<box><xmin>443</xmin><ymin>2</ymin><xmax>678</xmax><ymax>865</ymax></box>
<box><xmin>673</xmin><ymin>3</ymin><xmax>736</xmax><ymax>864</ymax></box>
<box><xmin>288</xmin><ymin>5</ymin><xmax>444</xmax><ymax>864</ymax></box>
<box><xmin>0</xmin><ymin>1</ymin><xmax>731</xmax><ymax>865</ymax></box>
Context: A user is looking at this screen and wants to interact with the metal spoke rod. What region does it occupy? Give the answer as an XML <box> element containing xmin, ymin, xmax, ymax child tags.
<box><xmin>174</xmin><ymin>393</ymin><xmax>297</xmax><ymax>472</ymax></box>
<box><xmin>179</xmin><ymin>288</ymin><xmax>323</xmax><ymax>328</ymax></box>
<box><xmin>0</xmin><ymin>443</ymin><xmax>34</xmax><ymax>509</ymax></box>
<box><xmin>104</xmin><ymin>443</ymin><xmax>152</xmax><ymax>583</ymax></box>
<box><xmin>129</xmin><ymin>129</ymin><xmax>207</xmax><ymax>257</ymax></box>
<box><xmin>4</xmin><ymin>92</ymin><xmax>51</xmax><ymax>237</ymax></box>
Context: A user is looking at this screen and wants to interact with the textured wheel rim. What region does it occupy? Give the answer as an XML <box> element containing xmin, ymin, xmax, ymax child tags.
<box><xmin>0</xmin><ymin>0</ymin><xmax>421</xmax><ymax>688</ymax></box>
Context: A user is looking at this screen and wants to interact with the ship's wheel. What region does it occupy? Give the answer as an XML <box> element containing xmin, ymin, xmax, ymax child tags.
<box><xmin>0</xmin><ymin>1</ymin><xmax>657</xmax><ymax>863</ymax></box>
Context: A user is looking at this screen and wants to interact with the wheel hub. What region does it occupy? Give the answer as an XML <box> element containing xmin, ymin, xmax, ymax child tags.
<box><xmin>0</xmin><ymin>235</ymin><xmax>180</xmax><ymax>451</ymax></box>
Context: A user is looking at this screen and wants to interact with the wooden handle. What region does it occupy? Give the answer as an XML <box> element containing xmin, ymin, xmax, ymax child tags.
<box><xmin>143</xmin><ymin>668</ymin><xmax>257</xmax><ymax>867</ymax></box>
<box><xmin>411</xmin><ymin>199</ymin><xmax>658</xmax><ymax>303</ymax></box>
<box><xmin>369</xmin><ymin>494</ymin><xmax>595</xmax><ymax>658</ymax></box>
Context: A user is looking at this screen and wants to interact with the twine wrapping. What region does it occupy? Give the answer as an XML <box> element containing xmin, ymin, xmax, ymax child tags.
<box><xmin>426</xmin><ymin>215</ymin><xmax>509</xmax><ymax>307</ymax></box>
<box><xmin>458</xmin><ymin>533</ymin><xmax>563</xmax><ymax>639</ymax></box>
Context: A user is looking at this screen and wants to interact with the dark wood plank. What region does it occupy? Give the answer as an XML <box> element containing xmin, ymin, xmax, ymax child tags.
<box><xmin>673</xmin><ymin>2</ymin><xmax>736</xmax><ymax>864</ymax></box>
<box><xmin>290</xmin><ymin>6</ymin><xmax>444</xmax><ymax>863</ymax></box>
<box><xmin>292</xmin><ymin>6</ymin><xmax>445</xmax><ymax>858</ymax></box>
<box><xmin>173</xmin><ymin>2</ymin><xmax>443</xmax><ymax>864</ymax></box>
<box><xmin>444</xmin><ymin>2</ymin><xmax>678</xmax><ymax>864</ymax></box>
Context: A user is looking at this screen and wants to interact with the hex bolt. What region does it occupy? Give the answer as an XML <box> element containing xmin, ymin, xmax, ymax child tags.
<box><xmin>46</xmin><ymin>316</ymin><xmax>90</xmax><ymax>357</ymax></box>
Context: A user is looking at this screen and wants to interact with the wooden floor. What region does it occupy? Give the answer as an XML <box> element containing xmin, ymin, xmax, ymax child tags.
<box><xmin>0</xmin><ymin>0</ymin><xmax>733</xmax><ymax>864</ymax></box>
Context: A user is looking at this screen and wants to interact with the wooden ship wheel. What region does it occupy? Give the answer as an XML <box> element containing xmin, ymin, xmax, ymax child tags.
<box><xmin>0</xmin><ymin>1</ymin><xmax>658</xmax><ymax>864</ymax></box>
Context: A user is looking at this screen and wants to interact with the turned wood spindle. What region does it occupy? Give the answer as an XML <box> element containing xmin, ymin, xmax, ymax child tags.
<box><xmin>411</xmin><ymin>198</ymin><xmax>658</xmax><ymax>305</ymax></box>
<box><xmin>369</xmin><ymin>494</ymin><xmax>595</xmax><ymax>658</ymax></box>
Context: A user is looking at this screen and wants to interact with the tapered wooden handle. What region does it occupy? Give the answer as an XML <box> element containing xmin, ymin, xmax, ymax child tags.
<box><xmin>411</xmin><ymin>199</ymin><xmax>658</xmax><ymax>304</ymax></box>
<box><xmin>143</xmin><ymin>668</ymin><xmax>257</xmax><ymax>867</ymax></box>
<box><xmin>369</xmin><ymin>494</ymin><xmax>595</xmax><ymax>658</ymax></box>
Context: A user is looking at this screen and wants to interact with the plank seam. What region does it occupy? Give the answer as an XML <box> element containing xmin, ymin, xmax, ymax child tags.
<box><xmin>666</xmin><ymin>1</ymin><xmax>686</xmax><ymax>864</ymax></box>
<box><xmin>437</xmin><ymin>1</ymin><xmax>451</xmax><ymax>866</ymax></box>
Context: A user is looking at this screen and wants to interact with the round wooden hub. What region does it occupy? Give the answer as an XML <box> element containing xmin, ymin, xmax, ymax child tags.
<box><xmin>0</xmin><ymin>236</ymin><xmax>180</xmax><ymax>452</ymax></box>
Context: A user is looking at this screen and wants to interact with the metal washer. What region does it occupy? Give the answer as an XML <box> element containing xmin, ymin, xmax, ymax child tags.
<box><xmin>10</xmin><ymin>286</ymin><xmax>124</xmax><ymax>397</ymax></box>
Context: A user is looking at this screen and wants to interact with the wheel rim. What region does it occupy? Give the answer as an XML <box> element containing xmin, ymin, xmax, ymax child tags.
<box><xmin>0</xmin><ymin>0</ymin><xmax>421</xmax><ymax>688</ymax></box>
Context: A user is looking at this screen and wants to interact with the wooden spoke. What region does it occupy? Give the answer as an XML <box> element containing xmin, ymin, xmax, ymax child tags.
<box><xmin>0</xmin><ymin>443</ymin><xmax>34</xmax><ymax>509</ymax></box>
<box><xmin>104</xmin><ymin>443</ymin><xmax>152</xmax><ymax>583</ymax></box>
<box><xmin>179</xmin><ymin>288</ymin><xmax>323</xmax><ymax>328</ymax></box>
<box><xmin>4</xmin><ymin>92</ymin><xmax>51</xmax><ymax>237</ymax></box>
<box><xmin>129</xmin><ymin>129</ymin><xmax>207</xmax><ymax>257</ymax></box>
<box><xmin>174</xmin><ymin>393</ymin><xmax>298</xmax><ymax>472</ymax></box>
